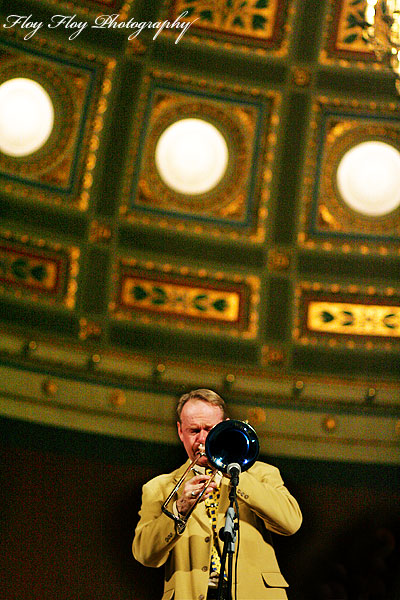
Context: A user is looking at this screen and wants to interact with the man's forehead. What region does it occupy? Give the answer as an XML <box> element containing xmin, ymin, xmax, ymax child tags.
<box><xmin>180</xmin><ymin>399</ymin><xmax>223</xmax><ymax>424</ymax></box>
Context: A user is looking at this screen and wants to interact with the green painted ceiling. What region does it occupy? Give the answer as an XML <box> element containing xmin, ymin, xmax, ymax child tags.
<box><xmin>0</xmin><ymin>0</ymin><xmax>399</xmax><ymax>463</ymax></box>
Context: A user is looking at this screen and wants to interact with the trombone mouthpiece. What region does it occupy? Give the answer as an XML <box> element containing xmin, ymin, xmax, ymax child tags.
<box><xmin>197</xmin><ymin>444</ymin><xmax>206</xmax><ymax>456</ymax></box>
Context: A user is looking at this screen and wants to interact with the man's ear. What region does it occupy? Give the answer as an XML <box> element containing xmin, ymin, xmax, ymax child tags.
<box><xmin>177</xmin><ymin>420</ymin><xmax>183</xmax><ymax>442</ymax></box>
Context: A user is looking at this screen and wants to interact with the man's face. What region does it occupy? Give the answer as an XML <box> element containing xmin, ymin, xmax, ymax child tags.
<box><xmin>177</xmin><ymin>399</ymin><xmax>225</xmax><ymax>466</ymax></box>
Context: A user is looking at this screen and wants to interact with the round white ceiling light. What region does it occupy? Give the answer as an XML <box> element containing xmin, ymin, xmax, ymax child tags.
<box><xmin>336</xmin><ymin>140</ymin><xmax>400</xmax><ymax>217</ymax></box>
<box><xmin>155</xmin><ymin>118</ymin><xmax>229</xmax><ymax>195</ymax></box>
<box><xmin>0</xmin><ymin>77</ymin><xmax>54</xmax><ymax>157</ymax></box>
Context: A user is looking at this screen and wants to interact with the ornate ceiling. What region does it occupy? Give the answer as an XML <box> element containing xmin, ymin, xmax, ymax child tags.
<box><xmin>0</xmin><ymin>0</ymin><xmax>399</xmax><ymax>464</ymax></box>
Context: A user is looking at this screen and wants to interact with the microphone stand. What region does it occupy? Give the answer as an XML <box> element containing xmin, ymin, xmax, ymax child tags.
<box><xmin>217</xmin><ymin>467</ymin><xmax>239</xmax><ymax>600</ymax></box>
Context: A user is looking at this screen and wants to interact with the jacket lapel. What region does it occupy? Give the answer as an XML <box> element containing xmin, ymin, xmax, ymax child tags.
<box><xmin>216</xmin><ymin>477</ymin><xmax>230</xmax><ymax>552</ymax></box>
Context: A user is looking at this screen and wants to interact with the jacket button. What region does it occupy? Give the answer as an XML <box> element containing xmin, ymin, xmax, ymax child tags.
<box><xmin>202</xmin><ymin>565</ymin><xmax>208</xmax><ymax>572</ymax></box>
<box><xmin>205</xmin><ymin>536</ymin><xmax>210</xmax><ymax>543</ymax></box>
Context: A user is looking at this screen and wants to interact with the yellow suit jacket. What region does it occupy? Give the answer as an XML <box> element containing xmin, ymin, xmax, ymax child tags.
<box><xmin>133</xmin><ymin>460</ymin><xmax>302</xmax><ymax>600</ymax></box>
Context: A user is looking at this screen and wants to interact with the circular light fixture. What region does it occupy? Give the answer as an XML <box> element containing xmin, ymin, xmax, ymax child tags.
<box><xmin>336</xmin><ymin>141</ymin><xmax>400</xmax><ymax>216</ymax></box>
<box><xmin>0</xmin><ymin>77</ymin><xmax>54</xmax><ymax>157</ymax></box>
<box><xmin>155</xmin><ymin>118</ymin><xmax>229</xmax><ymax>195</ymax></box>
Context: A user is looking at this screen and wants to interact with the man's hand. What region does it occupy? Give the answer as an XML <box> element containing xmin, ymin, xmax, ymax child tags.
<box><xmin>176</xmin><ymin>474</ymin><xmax>217</xmax><ymax>517</ymax></box>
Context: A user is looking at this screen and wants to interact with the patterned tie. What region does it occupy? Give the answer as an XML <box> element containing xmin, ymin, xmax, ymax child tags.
<box><xmin>204</xmin><ymin>469</ymin><xmax>223</xmax><ymax>578</ymax></box>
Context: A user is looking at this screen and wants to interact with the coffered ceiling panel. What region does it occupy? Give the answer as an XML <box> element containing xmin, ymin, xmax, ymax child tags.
<box><xmin>37</xmin><ymin>0</ymin><xmax>135</xmax><ymax>19</ymax></box>
<box><xmin>120</xmin><ymin>70</ymin><xmax>279</xmax><ymax>241</ymax></box>
<box><xmin>0</xmin><ymin>33</ymin><xmax>115</xmax><ymax>210</ymax></box>
<box><xmin>295</xmin><ymin>280</ymin><xmax>400</xmax><ymax>350</ymax></box>
<box><xmin>110</xmin><ymin>256</ymin><xmax>260</xmax><ymax>338</ymax></box>
<box><xmin>299</xmin><ymin>96</ymin><xmax>400</xmax><ymax>252</ymax></box>
<box><xmin>322</xmin><ymin>0</ymin><xmax>373</xmax><ymax>63</ymax></box>
<box><xmin>163</xmin><ymin>0</ymin><xmax>293</xmax><ymax>54</ymax></box>
<box><xmin>0</xmin><ymin>229</ymin><xmax>79</xmax><ymax>308</ymax></box>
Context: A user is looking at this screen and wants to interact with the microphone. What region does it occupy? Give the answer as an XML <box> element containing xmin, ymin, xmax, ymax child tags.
<box><xmin>227</xmin><ymin>462</ymin><xmax>241</xmax><ymax>486</ymax></box>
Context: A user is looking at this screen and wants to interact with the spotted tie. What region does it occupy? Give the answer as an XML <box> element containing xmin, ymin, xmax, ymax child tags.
<box><xmin>204</xmin><ymin>469</ymin><xmax>223</xmax><ymax>578</ymax></box>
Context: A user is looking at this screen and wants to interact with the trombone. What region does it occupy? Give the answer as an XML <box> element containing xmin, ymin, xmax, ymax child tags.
<box><xmin>162</xmin><ymin>419</ymin><xmax>259</xmax><ymax>532</ymax></box>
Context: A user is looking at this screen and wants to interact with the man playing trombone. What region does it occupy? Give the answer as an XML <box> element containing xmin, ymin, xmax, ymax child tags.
<box><xmin>133</xmin><ymin>389</ymin><xmax>302</xmax><ymax>600</ymax></box>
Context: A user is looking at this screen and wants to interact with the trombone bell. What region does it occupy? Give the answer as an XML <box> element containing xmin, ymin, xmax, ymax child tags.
<box><xmin>161</xmin><ymin>420</ymin><xmax>259</xmax><ymax>532</ymax></box>
<box><xmin>205</xmin><ymin>419</ymin><xmax>259</xmax><ymax>474</ymax></box>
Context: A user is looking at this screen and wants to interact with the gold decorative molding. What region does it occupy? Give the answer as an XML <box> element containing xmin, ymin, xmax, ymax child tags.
<box><xmin>109</xmin><ymin>390</ymin><xmax>127</xmax><ymax>407</ymax></box>
<box><xmin>88</xmin><ymin>220</ymin><xmax>113</xmax><ymax>244</ymax></box>
<box><xmin>320</xmin><ymin>0</ymin><xmax>375</xmax><ymax>66</ymax></box>
<box><xmin>307</xmin><ymin>301</ymin><xmax>400</xmax><ymax>338</ymax></box>
<box><xmin>299</xmin><ymin>97</ymin><xmax>400</xmax><ymax>253</ymax></box>
<box><xmin>267</xmin><ymin>248</ymin><xmax>291</xmax><ymax>272</ymax></box>
<box><xmin>291</xmin><ymin>66</ymin><xmax>312</xmax><ymax>87</ymax></box>
<box><xmin>110</xmin><ymin>258</ymin><xmax>260</xmax><ymax>338</ymax></box>
<box><xmin>126</xmin><ymin>36</ymin><xmax>147</xmax><ymax>55</ymax></box>
<box><xmin>246</xmin><ymin>406</ymin><xmax>267</xmax><ymax>426</ymax></box>
<box><xmin>321</xmin><ymin>415</ymin><xmax>338</xmax><ymax>433</ymax></box>
<box><xmin>0</xmin><ymin>230</ymin><xmax>79</xmax><ymax>309</ymax></box>
<box><xmin>78</xmin><ymin>318</ymin><xmax>103</xmax><ymax>340</ymax></box>
<box><xmin>295</xmin><ymin>281</ymin><xmax>400</xmax><ymax>349</ymax></box>
<box><xmin>32</xmin><ymin>0</ymin><xmax>135</xmax><ymax>20</ymax></box>
<box><xmin>120</xmin><ymin>69</ymin><xmax>280</xmax><ymax>243</ymax></box>
<box><xmin>42</xmin><ymin>378</ymin><xmax>58</xmax><ymax>397</ymax></box>
<box><xmin>261</xmin><ymin>345</ymin><xmax>285</xmax><ymax>366</ymax></box>
<box><xmin>0</xmin><ymin>33</ymin><xmax>116</xmax><ymax>210</ymax></box>
<box><xmin>163</xmin><ymin>0</ymin><xmax>293</xmax><ymax>56</ymax></box>
<box><xmin>121</xmin><ymin>279</ymin><xmax>241</xmax><ymax>323</ymax></box>
<box><xmin>1</xmin><ymin>324</ymin><xmax>400</xmax><ymax>418</ymax></box>
<box><xmin>2</xmin><ymin>362</ymin><xmax>399</xmax><ymax>463</ymax></box>
<box><xmin>135</xmin><ymin>94</ymin><xmax>254</xmax><ymax>220</ymax></box>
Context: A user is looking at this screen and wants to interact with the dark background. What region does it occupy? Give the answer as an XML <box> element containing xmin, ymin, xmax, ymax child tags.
<box><xmin>1</xmin><ymin>417</ymin><xmax>399</xmax><ymax>600</ymax></box>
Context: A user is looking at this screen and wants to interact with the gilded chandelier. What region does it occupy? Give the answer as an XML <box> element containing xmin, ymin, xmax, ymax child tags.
<box><xmin>363</xmin><ymin>0</ymin><xmax>400</xmax><ymax>93</ymax></box>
